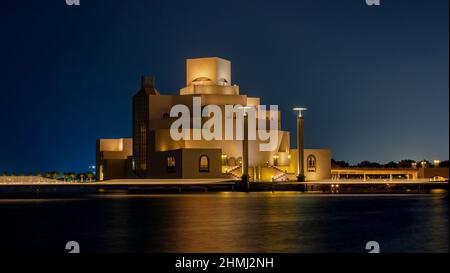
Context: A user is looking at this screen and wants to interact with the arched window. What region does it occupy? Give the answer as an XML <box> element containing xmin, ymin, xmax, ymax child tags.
<box><xmin>307</xmin><ymin>155</ymin><xmax>317</xmax><ymax>172</ymax></box>
<box><xmin>228</xmin><ymin>157</ymin><xmax>237</xmax><ymax>166</ymax></box>
<box><xmin>199</xmin><ymin>155</ymin><xmax>210</xmax><ymax>172</ymax></box>
<box><xmin>167</xmin><ymin>156</ymin><xmax>176</xmax><ymax>173</ymax></box>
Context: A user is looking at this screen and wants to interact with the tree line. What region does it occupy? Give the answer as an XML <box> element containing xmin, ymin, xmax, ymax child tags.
<box><xmin>1</xmin><ymin>171</ymin><xmax>95</xmax><ymax>182</ymax></box>
<box><xmin>332</xmin><ymin>159</ymin><xmax>450</xmax><ymax>169</ymax></box>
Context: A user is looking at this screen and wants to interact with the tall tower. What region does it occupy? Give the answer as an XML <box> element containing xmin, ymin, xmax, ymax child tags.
<box><xmin>132</xmin><ymin>76</ymin><xmax>159</xmax><ymax>177</ymax></box>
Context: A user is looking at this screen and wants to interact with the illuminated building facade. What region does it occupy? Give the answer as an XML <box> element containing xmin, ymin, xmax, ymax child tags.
<box><xmin>96</xmin><ymin>57</ymin><xmax>332</xmax><ymax>181</ymax></box>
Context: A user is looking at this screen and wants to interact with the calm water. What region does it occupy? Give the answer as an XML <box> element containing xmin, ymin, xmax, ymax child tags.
<box><xmin>0</xmin><ymin>192</ymin><xmax>448</xmax><ymax>253</ymax></box>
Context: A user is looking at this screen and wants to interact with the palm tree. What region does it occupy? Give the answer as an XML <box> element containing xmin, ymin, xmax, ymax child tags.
<box><xmin>35</xmin><ymin>172</ymin><xmax>43</xmax><ymax>182</ymax></box>
<box><xmin>70</xmin><ymin>173</ymin><xmax>77</xmax><ymax>182</ymax></box>
<box><xmin>2</xmin><ymin>171</ymin><xmax>7</xmax><ymax>176</ymax></box>
<box><xmin>79</xmin><ymin>173</ymin><xmax>85</xmax><ymax>182</ymax></box>
<box><xmin>63</xmin><ymin>173</ymin><xmax>70</xmax><ymax>182</ymax></box>
<box><xmin>86</xmin><ymin>172</ymin><xmax>94</xmax><ymax>182</ymax></box>
<box><xmin>51</xmin><ymin>172</ymin><xmax>60</xmax><ymax>181</ymax></box>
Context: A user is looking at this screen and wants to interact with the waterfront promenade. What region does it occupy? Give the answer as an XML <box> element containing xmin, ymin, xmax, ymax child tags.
<box><xmin>0</xmin><ymin>177</ymin><xmax>448</xmax><ymax>187</ymax></box>
<box><xmin>0</xmin><ymin>177</ymin><xmax>235</xmax><ymax>186</ymax></box>
<box><xmin>0</xmin><ymin>176</ymin><xmax>448</xmax><ymax>196</ymax></box>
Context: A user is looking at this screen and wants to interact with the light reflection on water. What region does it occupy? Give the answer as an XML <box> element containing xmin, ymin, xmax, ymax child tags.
<box><xmin>0</xmin><ymin>192</ymin><xmax>448</xmax><ymax>253</ymax></box>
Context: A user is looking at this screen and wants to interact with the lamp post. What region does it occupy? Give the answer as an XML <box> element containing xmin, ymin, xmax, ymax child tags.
<box><xmin>293</xmin><ymin>107</ymin><xmax>307</xmax><ymax>182</ymax></box>
<box><xmin>239</xmin><ymin>106</ymin><xmax>254</xmax><ymax>191</ymax></box>
<box><xmin>433</xmin><ymin>159</ymin><xmax>440</xmax><ymax>168</ymax></box>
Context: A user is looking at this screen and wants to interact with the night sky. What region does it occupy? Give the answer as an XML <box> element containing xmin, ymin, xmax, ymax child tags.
<box><xmin>0</xmin><ymin>0</ymin><xmax>448</xmax><ymax>173</ymax></box>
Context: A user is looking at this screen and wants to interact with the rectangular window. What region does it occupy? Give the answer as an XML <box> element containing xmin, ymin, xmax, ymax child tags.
<box><xmin>167</xmin><ymin>156</ymin><xmax>176</xmax><ymax>173</ymax></box>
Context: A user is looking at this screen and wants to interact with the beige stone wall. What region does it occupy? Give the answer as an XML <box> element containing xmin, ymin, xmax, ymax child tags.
<box><xmin>97</xmin><ymin>138</ymin><xmax>132</xmax><ymax>161</ymax></box>
<box><xmin>155</xmin><ymin>129</ymin><xmax>185</xmax><ymax>151</ymax></box>
<box><xmin>246</xmin><ymin>97</ymin><xmax>261</xmax><ymax>106</ymax></box>
<box><xmin>180</xmin><ymin>85</ymin><xmax>239</xmax><ymax>95</ymax></box>
<box><xmin>186</xmin><ymin>57</ymin><xmax>231</xmax><ymax>87</ymax></box>
<box><xmin>149</xmin><ymin>95</ymin><xmax>173</xmax><ymax>119</ymax></box>
<box><xmin>419</xmin><ymin>167</ymin><xmax>449</xmax><ymax>179</ymax></box>
<box><xmin>102</xmin><ymin>159</ymin><xmax>127</xmax><ymax>180</ymax></box>
<box><xmin>98</xmin><ymin>138</ymin><xmax>132</xmax><ymax>154</ymax></box>
<box><xmin>181</xmin><ymin>149</ymin><xmax>222</xmax><ymax>178</ymax></box>
<box><xmin>147</xmin><ymin>149</ymin><xmax>183</xmax><ymax>179</ymax></box>
<box><xmin>153</xmin><ymin>129</ymin><xmax>291</xmax><ymax>167</ymax></box>
<box><xmin>173</xmin><ymin>94</ymin><xmax>247</xmax><ymax>108</ymax></box>
<box><xmin>288</xmin><ymin>148</ymin><xmax>332</xmax><ymax>180</ymax></box>
<box><xmin>96</xmin><ymin>138</ymin><xmax>133</xmax><ymax>180</ymax></box>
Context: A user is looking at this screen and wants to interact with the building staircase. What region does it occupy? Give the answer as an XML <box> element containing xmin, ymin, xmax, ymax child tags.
<box><xmin>222</xmin><ymin>165</ymin><xmax>242</xmax><ymax>180</ymax></box>
<box><xmin>270</xmin><ymin>166</ymin><xmax>296</xmax><ymax>182</ymax></box>
<box><xmin>222</xmin><ymin>165</ymin><xmax>256</xmax><ymax>182</ymax></box>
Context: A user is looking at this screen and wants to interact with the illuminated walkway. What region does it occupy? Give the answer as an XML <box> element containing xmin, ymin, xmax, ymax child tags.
<box><xmin>1</xmin><ymin>177</ymin><xmax>447</xmax><ymax>186</ymax></box>
<box><xmin>269</xmin><ymin>179</ymin><xmax>448</xmax><ymax>185</ymax></box>
<box><xmin>0</xmin><ymin>177</ymin><xmax>235</xmax><ymax>186</ymax></box>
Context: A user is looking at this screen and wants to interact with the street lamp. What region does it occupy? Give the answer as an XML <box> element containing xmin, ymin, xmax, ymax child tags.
<box><xmin>293</xmin><ymin>107</ymin><xmax>307</xmax><ymax>182</ymax></box>
<box><xmin>238</xmin><ymin>106</ymin><xmax>255</xmax><ymax>191</ymax></box>
<box><xmin>221</xmin><ymin>154</ymin><xmax>228</xmax><ymax>166</ymax></box>
<box><xmin>293</xmin><ymin>107</ymin><xmax>308</xmax><ymax>118</ymax></box>
<box><xmin>421</xmin><ymin>161</ymin><xmax>427</xmax><ymax>168</ymax></box>
<box><xmin>272</xmin><ymin>154</ymin><xmax>279</xmax><ymax>166</ymax></box>
<box><xmin>433</xmin><ymin>159</ymin><xmax>440</xmax><ymax>168</ymax></box>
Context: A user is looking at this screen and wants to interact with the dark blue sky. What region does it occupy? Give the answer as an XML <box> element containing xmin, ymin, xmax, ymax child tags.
<box><xmin>0</xmin><ymin>0</ymin><xmax>448</xmax><ymax>173</ymax></box>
